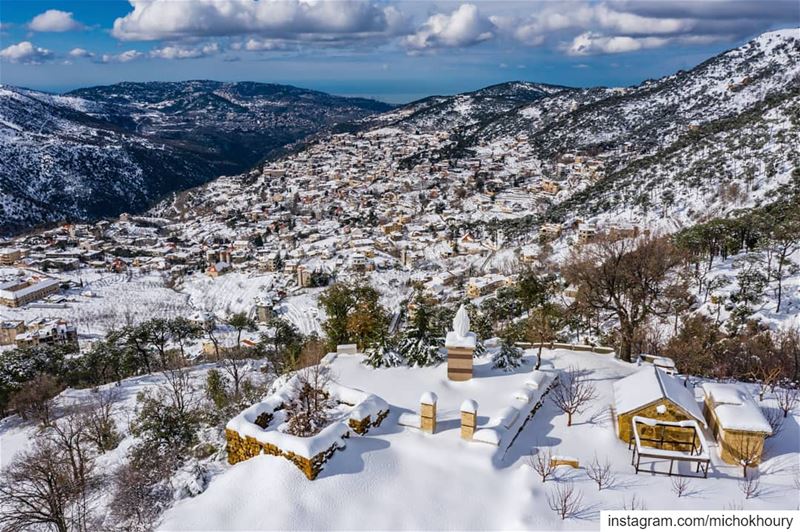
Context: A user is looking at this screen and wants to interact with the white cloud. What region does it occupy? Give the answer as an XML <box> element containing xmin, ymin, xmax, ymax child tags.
<box><xmin>567</xmin><ymin>31</ymin><xmax>670</xmax><ymax>55</ymax></box>
<box><xmin>28</xmin><ymin>9</ymin><xmax>84</xmax><ymax>32</ymax></box>
<box><xmin>0</xmin><ymin>41</ymin><xmax>53</xmax><ymax>64</ymax></box>
<box><xmin>112</xmin><ymin>0</ymin><xmax>403</xmax><ymax>41</ymax></box>
<box><xmin>150</xmin><ymin>42</ymin><xmax>220</xmax><ymax>59</ymax></box>
<box><xmin>100</xmin><ymin>50</ymin><xmax>145</xmax><ymax>63</ymax></box>
<box><xmin>68</xmin><ymin>47</ymin><xmax>94</xmax><ymax>58</ymax></box>
<box><xmin>104</xmin><ymin>0</ymin><xmax>797</xmax><ymax>57</ymax></box>
<box><xmin>230</xmin><ymin>38</ymin><xmax>291</xmax><ymax>52</ymax></box>
<box><xmin>497</xmin><ymin>1</ymin><xmax>795</xmax><ymax>53</ymax></box>
<box><xmin>404</xmin><ymin>4</ymin><xmax>494</xmax><ymax>51</ymax></box>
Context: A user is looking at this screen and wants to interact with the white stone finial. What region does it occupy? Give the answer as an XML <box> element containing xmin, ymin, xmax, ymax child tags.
<box><xmin>453</xmin><ymin>304</ymin><xmax>470</xmax><ymax>338</ymax></box>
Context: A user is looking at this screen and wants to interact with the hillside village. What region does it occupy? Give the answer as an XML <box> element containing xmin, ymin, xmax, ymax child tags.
<box><xmin>0</xmin><ymin>28</ymin><xmax>798</xmax><ymax>532</ymax></box>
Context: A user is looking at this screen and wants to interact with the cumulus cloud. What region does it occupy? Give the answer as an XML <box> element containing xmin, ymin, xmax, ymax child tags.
<box><xmin>111</xmin><ymin>0</ymin><xmax>406</xmax><ymax>41</ymax></box>
<box><xmin>499</xmin><ymin>0</ymin><xmax>797</xmax><ymax>53</ymax></box>
<box><xmin>404</xmin><ymin>4</ymin><xmax>494</xmax><ymax>51</ymax></box>
<box><xmin>231</xmin><ymin>38</ymin><xmax>292</xmax><ymax>51</ymax></box>
<box><xmin>28</xmin><ymin>9</ymin><xmax>84</xmax><ymax>32</ymax></box>
<box><xmin>101</xmin><ymin>0</ymin><xmax>797</xmax><ymax>57</ymax></box>
<box><xmin>567</xmin><ymin>32</ymin><xmax>670</xmax><ymax>55</ymax></box>
<box><xmin>150</xmin><ymin>42</ymin><xmax>220</xmax><ymax>59</ymax></box>
<box><xmin>100</xmin><ymin>50</ymin><xmax>145</xmax><ymax>63</ymax></box>
<box><xmin>0</xmin><ymin>41</ymin><xmax>53</xmax><ymax>64</ymax></box>
<box><xmin>68</xmin><ymin>47</ymin><xmax>94</xmax><ymax>58</ymax></box>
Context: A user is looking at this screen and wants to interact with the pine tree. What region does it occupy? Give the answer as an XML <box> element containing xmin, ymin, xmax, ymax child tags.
<box><xmin>399</xmin><ymin>291</ymin><xmax>444</xmax><ymax>367</ymax></box>
<box><xmin>492</xmin><ymin>339</ymin><xmax>523</xmax><ymax>371</ymax></box>
<box><xmin>363</xmin><ymin>335</ymin><xmax>405</xmax><ymax>368</ymax></box>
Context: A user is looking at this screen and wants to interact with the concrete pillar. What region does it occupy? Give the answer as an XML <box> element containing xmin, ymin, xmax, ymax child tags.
<box><xmin>420</xmin><ymin>391</ymin><xmax>438</xmax><ymax>433</ymax></box>
<box><xmin>447</xmin><ymin>345</ymin><xmax>475</xmax><ymax>381</ymax></box>
<box><xmin>460</xmin><ymin>399</ymin><xmax>478</xmax><ymax>440</ymax></box>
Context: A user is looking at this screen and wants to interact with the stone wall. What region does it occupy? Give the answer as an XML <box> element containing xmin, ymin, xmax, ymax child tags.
<box><xmin>226</xmin><ymin>408</ymin><xmax>389</xmax><ymax>480</ymax></box>
<box><xmin>704</xmin><ymin>399</ymin><xmax>767</xmax><ymax>466</ymax></box>
<box><xmin>617</xmin><ymin>400</ymin><xmax>699</xmax><ymax>450</ymax></box>
<box><xmin>348</xmin><ymin>409</ymin><xmax>390</xmax><ymax>435</ymax></box>
<box><xmin>504</xmin><ymin>377</ymin><xmax>558</xmax><ymax>451</ymax></box>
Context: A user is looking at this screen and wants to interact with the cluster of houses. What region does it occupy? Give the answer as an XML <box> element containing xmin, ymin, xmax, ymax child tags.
<box><xmin>0</xmin><ymin>125</ymin><xmax>643</xmax><ymax>360</ymax></box>
<box><xmin>0</xmin><ymin>317</ymin><xmax>78</xmax><ymax>349</ymax></box>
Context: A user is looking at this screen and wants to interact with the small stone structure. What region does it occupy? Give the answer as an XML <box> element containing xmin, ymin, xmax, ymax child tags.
<box><xmin>550</xmin><ymin>456</ymin><xmax>580</xmax><ymax>468</ymax></box>
<box><xmin>420</xmin><ymin>391</ymin><xmax>438</xmax><ymax>433</ymax></box>
<box><xmin>613</xmin><ymin>367</ymin><xmax>707</xmax><ymax>447</ymax></box>
<box><xmin>337</xmin><ymin>344</ymin><xmax>358</xmax><ymax>355</ymax></box>
<box><xmin>226</xmin><ymin>369</ymin><xmax>389</xmax><ymax>480</ymax></box>
<box><xmin>701</xmin><ymin>383</ymin><xmax>772</xmax><ymax>467</ymax></box>
<box><xmin>225</xmin><ymin>429</ymin><xmax>343</xmax><ymax>480</ymax></box>
<box><xmin>445</xmin><ymin>305</ymin><xmax>477</xmax><ymax>381</ymax></box>
<box><xmin>460</xmin><ymin>399</ymin><xmax>478</xmax><ymax>440</ymax></box>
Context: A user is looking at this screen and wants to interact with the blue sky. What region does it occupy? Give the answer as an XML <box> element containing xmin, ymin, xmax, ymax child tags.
<box><xmin>0</xmin><ymin>1</ymin><xmax>797</xmax><ymax>103</ymax></box>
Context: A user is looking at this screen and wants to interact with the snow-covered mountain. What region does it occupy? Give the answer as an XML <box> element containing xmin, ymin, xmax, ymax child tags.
<box><xmin>384</xmin><ymin>28</ymin><xmax>800</xmax><ymax>229</ymax></box>
<box><xmin>0</xmin><ymin>81</ymin><xmax>392</xmax><ymax>235</ymax></box>
<box><xmin>3</xmin><ymin>29</ymin><xmax>798</xmax><ymax>237</ymax></box>
<box><xmin>166</xmin><ymin>28</ymin><xmax>798</xmax><ymax>238</ymax></box>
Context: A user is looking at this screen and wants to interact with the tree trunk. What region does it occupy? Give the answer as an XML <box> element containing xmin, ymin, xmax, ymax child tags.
<box><xmin>536</xmin><ymin>343</ymin><xmax>543</xmax><ymax>370</ymax></box>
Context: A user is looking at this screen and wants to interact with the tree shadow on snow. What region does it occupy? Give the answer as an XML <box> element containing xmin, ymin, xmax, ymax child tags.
<box><xmin>571</xmin><ymin>501</ymin><xmax>604</xmax><ymax>521</ymax></box>
<box><xmin>763</xmin><ymin>414</ymin><xmax>800</xmax><ymax>461</ymax></box>
<box><xmin>316</xmin><ymin>435</ymin><xmax>391</xmax><ymax>479</ymax></box>
<box><xmin>492</xmin><ymin>397</ymin><xmax>562</xmax><ymax>470</ymax></box>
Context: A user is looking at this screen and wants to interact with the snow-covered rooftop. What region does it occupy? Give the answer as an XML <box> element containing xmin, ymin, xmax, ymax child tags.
<box><xmin>613</xmin><ymin>366</ymin><xmax>706</xmax><ymax>426</ymax></box>
<box><xmin>701</xmin><ymin>383</ymin><xmax>773</xmax><ymax>434</ymax></box>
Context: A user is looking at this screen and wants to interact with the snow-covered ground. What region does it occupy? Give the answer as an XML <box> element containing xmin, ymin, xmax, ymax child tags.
<box><xmin>0</xmin><ymin>269</ymin><xmax>190</xmax><ymax>338</ymax></box>
<box><xmin>179</xmin><ymin>271</ymin><xmax>276</xmax><ymax>318</ymax></box>
<box><xmin>696</xmin><ymin>249</ymin><xmax>800</xmax><ymax>331</ymax></box>
<box><xmin>0</xmin><ymin>362</ymin><xmax>225</xmax><ymax>472</ymax></box>
<box><xmin>158</xmin><ymin>349</ymin><xmax>800</xmax><ymax>530</ymax></box>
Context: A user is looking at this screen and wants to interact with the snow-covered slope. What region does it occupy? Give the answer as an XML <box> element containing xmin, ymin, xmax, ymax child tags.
<box><xmin>0</xmin><ymin>81</ymin><xmax>392</xmax><ymax>235</ymax></box>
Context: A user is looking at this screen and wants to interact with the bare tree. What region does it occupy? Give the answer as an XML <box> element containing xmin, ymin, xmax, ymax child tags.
<box><xmin>0</xmin><ymin>440</ymin><xmax>80</xmax><ymax>532</ymax></box>
<box><xmin>527</xmin><ymin>447</ymin><xmax>556</xmax><ymax>483</ymax></box>
<box><xmin>0</xmin><ymin>445</ymin><xmax>69</xmax><ymax>531</ymax></box>
<box><xmin>586</xmin><ymin>454</ymin><xmax>616</xmax><ymax>490</ymax></box>
<box><xmin>547</xmin><ymin>481</ymin><xmax>584</xmax><ymax>520</ymax></box>
<box><xmin>738</xmin><ymin>473</ymin><xmax>760</xmax><ymax>499</ymax></box>
<box><xmin>110</xmin><ymin>457</ymin><xmax>173</xmax><ymax>531</ymax></box>
<box><xmin>285</xmin><ymin>364</ymin><xmax>334</xmax><ymax>437</ymax></box>
<box><xmin>47</xmin><ymin>412</ymin><xmax>101</xmax><ymax>532</ymax></box>
<box><xmin>622</xmin><ymin>494</ymin><xmax>647</xmax><ymax>511</ymax></box>
<box><xmin>728</xmin><ymin>433</ymin><xmax>764</xmax><ymax>477</ymax></box>
<box><xmin>761</xmin><ymin>406</ymin><xmax>784</xmax><ymax>437</ymax></box>
<box><xmin>775</xmin><ymin>386</ymin><xmax>799</xmax><ymax>418</ymax></box>
<box><xmin>550</xmin><ymin>367</ymin><xmax>597</xmax><ymax>426</ymax></box>
<box><xmin>84</xmin><ymin>388</ymin><xmax>123</xmax><ymax>453</ymax></box>
<box><xmin>219</xmin><ymin>346</ymin><xmax>252</xmax><ymax>400</ymax></box>
<box><xmin>753</xmin><ymin>366</ymin><xmax>781</xmax><ymax>401</ymax></box>
<box><xmin>671</xmin><ymin>476</ymin><xmax>691</xmax><ymax>497</ymax></box>
<box><xmin>563</xmin><ymin>235</ymin><xmax>686</xmax><ymax>362</ymax></box>
<box><xmin>9</xmin><ymin>373</ymin><xmax>62</xmax><ymax>425</ymax></box>
<box><xmin>161</xmin><ymin>367</ymin><xmax>198</xmax><ymax>417</ymax></box>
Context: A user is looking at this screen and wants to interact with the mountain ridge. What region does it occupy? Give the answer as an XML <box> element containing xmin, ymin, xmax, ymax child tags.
<box><xmin>0</xmin><ymin>81</ymin><xmax>393</xmax><ymax>235</ymax></box>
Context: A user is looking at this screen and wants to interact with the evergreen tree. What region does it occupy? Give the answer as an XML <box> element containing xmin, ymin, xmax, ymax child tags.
<box><xmin>492</xmin><ymin>339</ymin><xmax>523</xmax><ymax>371</ymax></box>
<box><xmin>363</xmin><ymin>333</ymin><xmax>404</xmax><ymax>368</ymax></box>
<box><xmin>399</xmin><ymin>291</ymin><xmax>443</xmax><ymax>367</ymax></box>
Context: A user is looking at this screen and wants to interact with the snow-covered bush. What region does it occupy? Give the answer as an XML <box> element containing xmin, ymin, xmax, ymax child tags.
<box><xmin>492</xmin><ymin>340</ymin><xmax>523</xmax><ymax>371</ymax></box>
<box><xmin>363</xmin><ymin>337</ymin><xmax>405</xmax><ymax>368</ymax></box>
<box><xmin>400</xmin><ymin>335</ymin><xmax>443</xmax><ymax>367</ymax></box>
